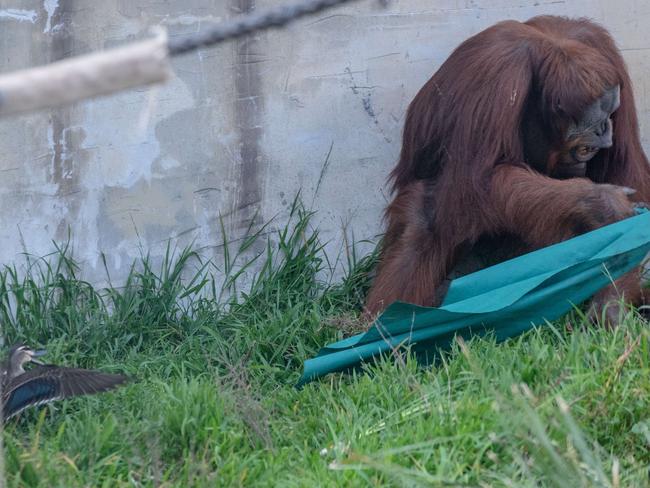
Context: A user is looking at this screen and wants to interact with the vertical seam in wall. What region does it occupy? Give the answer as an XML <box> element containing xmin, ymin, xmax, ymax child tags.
<box><xmin>48</xmin><ymin>0</ymin><xmax>76</xmax><ymax>240</ymax></box>
<box><xmin>232</xmin><ymin>0</ymin><xmax>265</xmax><ymax>226</ymax></box>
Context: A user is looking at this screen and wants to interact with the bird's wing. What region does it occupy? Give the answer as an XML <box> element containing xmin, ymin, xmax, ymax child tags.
<box><xmin>2</xmin><ymin>367</ymin><xmax>127</xmax><ymax>420</ymax></box>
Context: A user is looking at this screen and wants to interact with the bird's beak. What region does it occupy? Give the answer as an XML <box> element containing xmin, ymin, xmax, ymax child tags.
<box><xmin>31</xmin><ymin>349</ymin><xmax>47</xmax><ymax>364</ymax></box>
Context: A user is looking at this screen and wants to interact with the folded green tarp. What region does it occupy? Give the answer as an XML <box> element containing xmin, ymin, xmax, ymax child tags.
<box><xmin>298</xmin><ymin>211</ymin><xmax>650</xmax><ymax>387</ymax></box>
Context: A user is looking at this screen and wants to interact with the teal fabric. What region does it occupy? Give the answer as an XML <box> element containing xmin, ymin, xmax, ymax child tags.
<box><xmin>298</xmin><ymin>211</ymin><xmax>650</xmax><ymax>387</ymax></box>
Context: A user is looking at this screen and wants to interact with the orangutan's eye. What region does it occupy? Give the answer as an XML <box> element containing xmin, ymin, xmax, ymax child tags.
<box><xmin>573</xmin><ymin>145</ymin><xmax>599</xmax><ymax>162</ymax></box>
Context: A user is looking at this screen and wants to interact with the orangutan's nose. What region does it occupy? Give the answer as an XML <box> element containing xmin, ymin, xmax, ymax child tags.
<box><xmin>596</xmin><ymin>119</ymin><xmax>613</xmax><ymax>148</ymax></box>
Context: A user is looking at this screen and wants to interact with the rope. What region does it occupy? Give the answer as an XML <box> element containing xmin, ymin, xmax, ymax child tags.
<box><xmin>168</xmin><ymin>0</ymin><xmax>383</xmax><ymax>55</ymax></box>
<box><xmin>0</xmin><ymin>0</ymin><xmax>388</xmax><ymax>116</ymax></box>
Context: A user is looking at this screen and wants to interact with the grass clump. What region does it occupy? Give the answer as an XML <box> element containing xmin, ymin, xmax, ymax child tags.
<box><xmin>1</xmin><ymin>201</ymin><xmax>649</xmax><ymax>487</ymax></box>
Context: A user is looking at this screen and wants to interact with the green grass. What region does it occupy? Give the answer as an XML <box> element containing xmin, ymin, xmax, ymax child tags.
<box><xmin>1</xmin><ymin>201</ymin><xmax>649</xmax><ymax>487</ymax></box>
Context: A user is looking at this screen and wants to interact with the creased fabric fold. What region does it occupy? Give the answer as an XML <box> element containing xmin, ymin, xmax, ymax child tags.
<box><xmin>298</xmin><ymin>211</ymin><xmax>650</xmax><ymax>387</ymax></box>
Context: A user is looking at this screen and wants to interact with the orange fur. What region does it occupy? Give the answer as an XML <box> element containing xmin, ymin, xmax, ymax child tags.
<box><xmin>365</xmin><ymin>16</ymin><xmax>650</xmax><ymax>326</ymax></box>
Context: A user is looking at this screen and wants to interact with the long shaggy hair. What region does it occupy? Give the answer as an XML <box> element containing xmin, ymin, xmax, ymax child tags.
<box><xmin>365</xmin><ymin>16</ymin><xmax>650</xmax><ymax>318</ymax></box>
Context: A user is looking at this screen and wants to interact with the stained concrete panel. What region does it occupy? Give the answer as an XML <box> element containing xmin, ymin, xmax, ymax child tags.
<box><xmin>1</xmin><ymin>0</ymin><xmax>649</xmax><ymax>285</ymax></box>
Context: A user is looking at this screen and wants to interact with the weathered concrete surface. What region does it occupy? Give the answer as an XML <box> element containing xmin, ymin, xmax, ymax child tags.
<box><xmin>1</xmin><ymin>0</ymin><xmax>650</xmax><ymax>285</ymax></box>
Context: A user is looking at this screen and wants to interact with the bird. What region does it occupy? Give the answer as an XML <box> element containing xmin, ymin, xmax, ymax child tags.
<box><xmin>1</xmin><ymin>344</ymin><xmax>127</xmax><ymax>421</ymax></box>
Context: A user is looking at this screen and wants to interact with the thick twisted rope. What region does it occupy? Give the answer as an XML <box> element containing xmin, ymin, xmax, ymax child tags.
<box><xmin>0</xmin><ymin>0</ymin><xmax>386</xmax><ymax>116</ymax></box>
<box><xmin>169</xmin><ymin>0</ymin><xmax>384</xmax><ymax>55</ymax></box>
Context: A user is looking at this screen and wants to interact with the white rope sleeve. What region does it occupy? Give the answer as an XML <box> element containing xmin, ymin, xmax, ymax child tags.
<box><xmin>0</xmin><ymin>30</ymin><xmax>171</xmax><ymax>117</ymax></box>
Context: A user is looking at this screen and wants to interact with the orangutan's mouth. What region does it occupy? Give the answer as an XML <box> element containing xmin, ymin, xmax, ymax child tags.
<box><xmin>557</xmin><ymin>161</ymin><xmax>587</xmax><ymax>177</ymax></box>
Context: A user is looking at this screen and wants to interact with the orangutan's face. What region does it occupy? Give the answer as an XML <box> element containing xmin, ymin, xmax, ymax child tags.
<box><xmin>554</xmin><ymin>85</ymin><xmax>621</xmax><ymax>178</ymax></box>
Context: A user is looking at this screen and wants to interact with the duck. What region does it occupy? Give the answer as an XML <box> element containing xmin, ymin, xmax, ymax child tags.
<box><xmin>1</xmin><ymin>344</ymin><xmax>127</xmax><ymax>421</ymax></box>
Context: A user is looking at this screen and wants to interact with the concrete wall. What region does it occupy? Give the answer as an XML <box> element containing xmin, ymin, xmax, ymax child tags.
<box><xmin>1</xmin><ymin>0</ymin><xmax>650</xmax><ymax>285</ymax></box>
